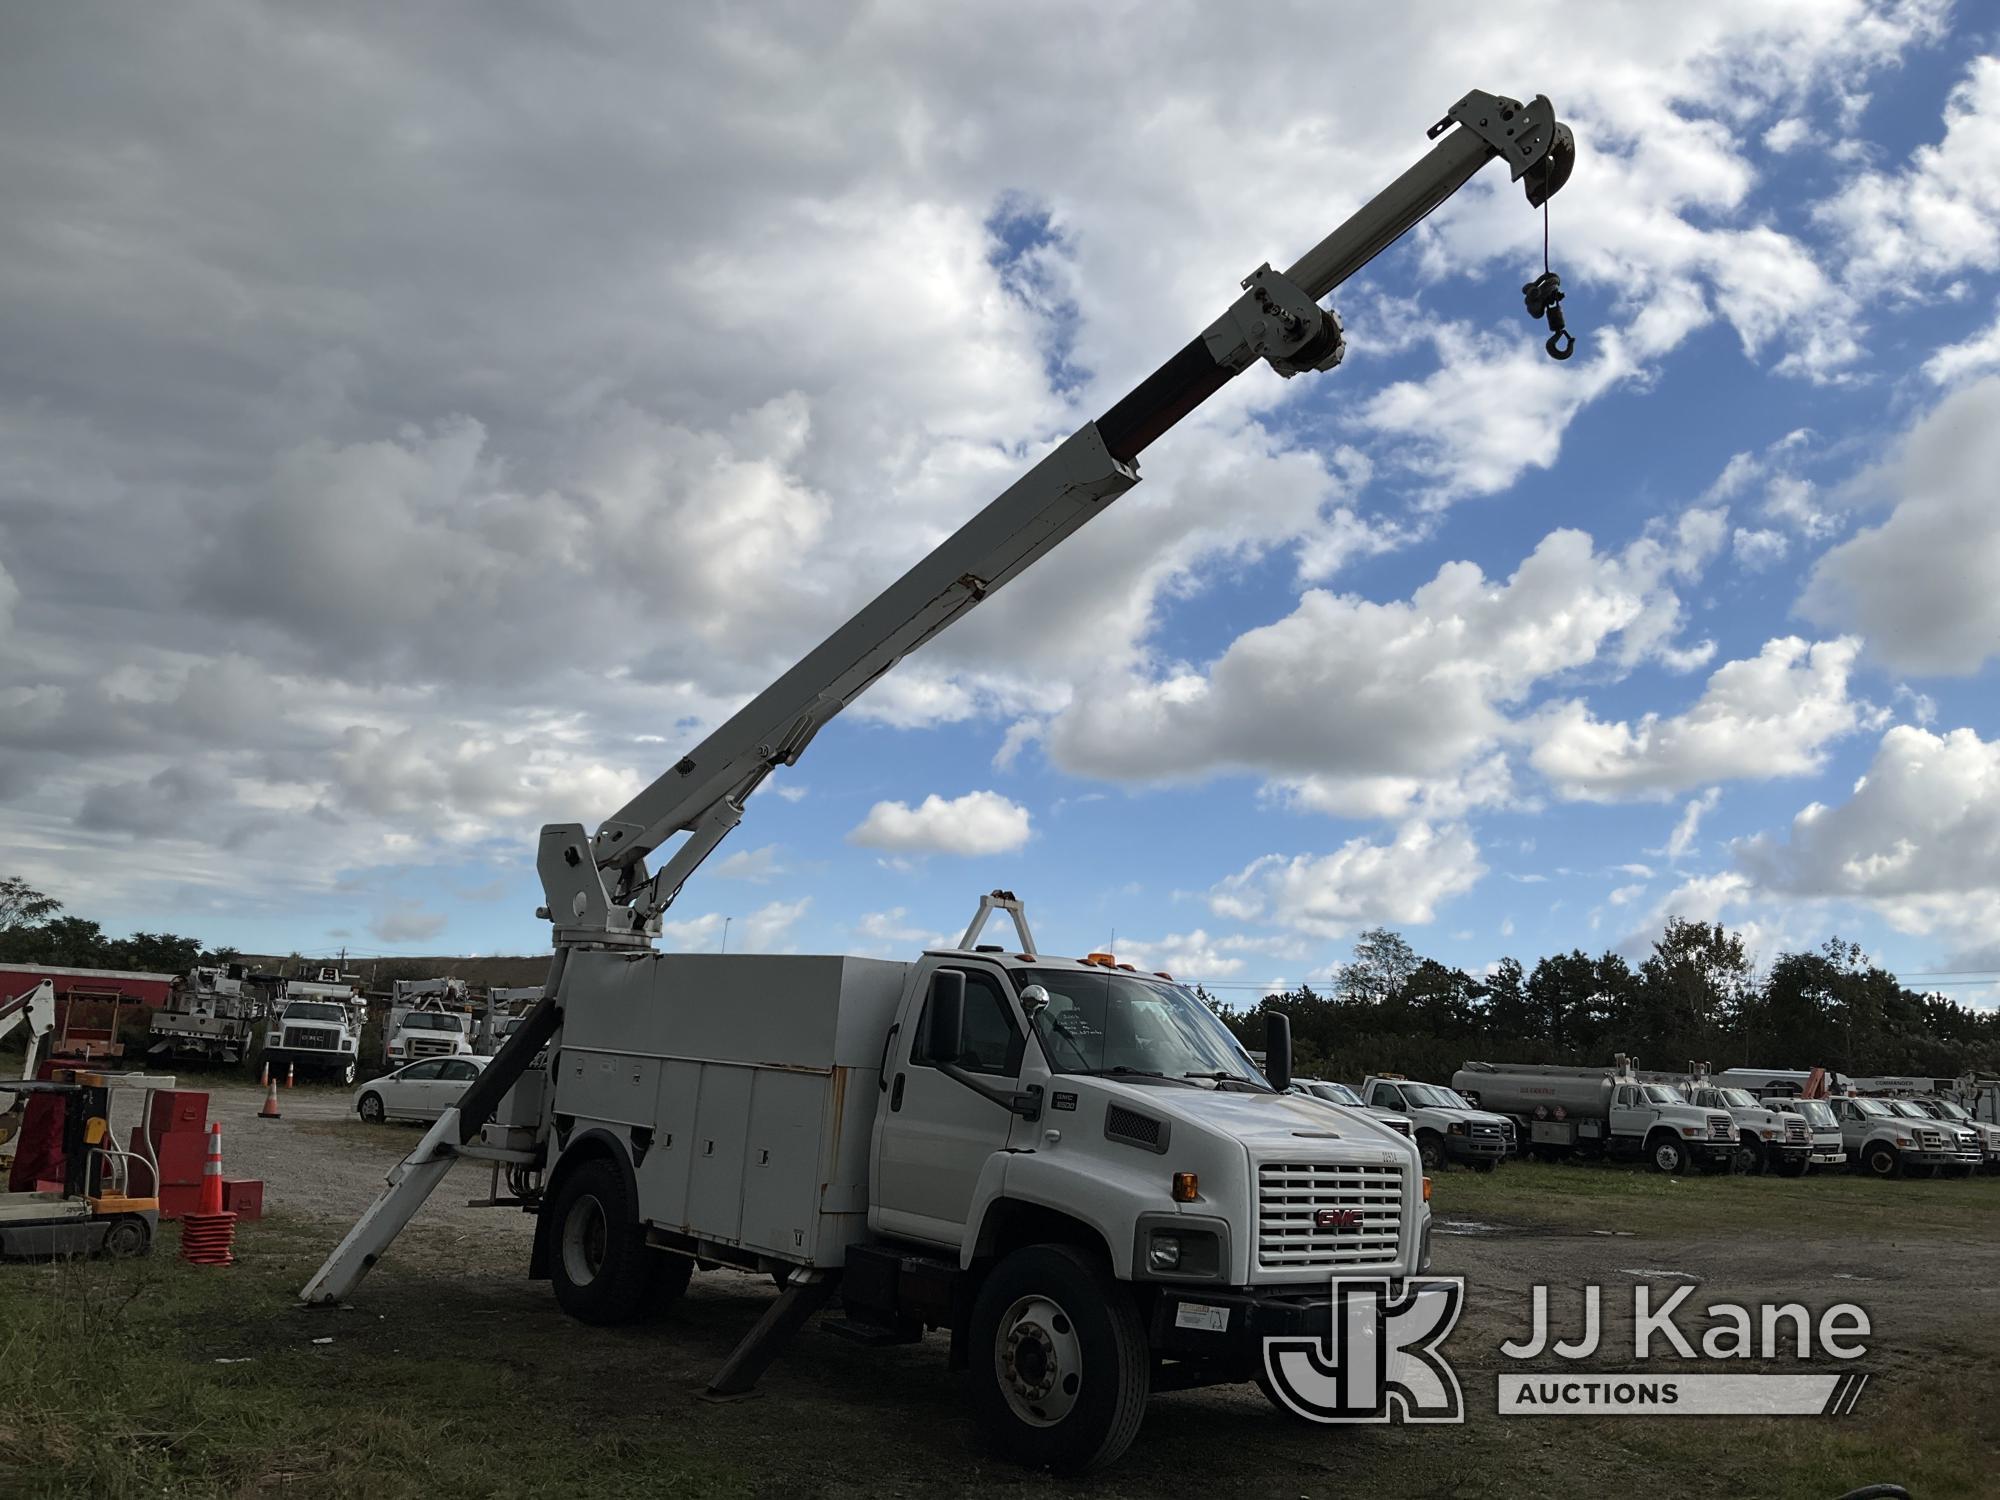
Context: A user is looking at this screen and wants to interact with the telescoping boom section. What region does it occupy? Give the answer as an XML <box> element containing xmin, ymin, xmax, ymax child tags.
<box><xmin>303</xmin><ymin>88</ymin><xmax>1574</xmax><ymax>1309</ymax></box>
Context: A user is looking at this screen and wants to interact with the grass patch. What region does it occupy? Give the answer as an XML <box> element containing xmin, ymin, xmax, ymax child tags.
<box><xmin>1430</xmin><ymin>1158</ymin><xmax>2000</xmax><ymax>1237</ymax></box>
<box><xmin>0</xmin><ymin>1214</ymin><xmax>749</xmax><ymax>1499</ymax></box>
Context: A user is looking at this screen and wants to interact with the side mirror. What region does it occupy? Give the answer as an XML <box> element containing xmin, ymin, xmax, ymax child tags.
<box><xmin>1019</xmin><ymin>983</ymin><xmax>1050</xmax><ymax>1021</ymax></box>
<box><xmin>1264</xmin><ymin>1012</ymin><xmax>1293</xmax><ymax>1093</ymax></box>
<box><xmin>926</xmin><ymin>970</ymin><xmax>966</xmax><ymax>1063</ymax></box>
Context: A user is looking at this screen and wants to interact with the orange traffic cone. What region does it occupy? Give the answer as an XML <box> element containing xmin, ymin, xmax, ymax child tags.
<box><xmin>285</xmin><ymin>1063</ymin><xmax>295</xmax><ymax>1089</ymax></box>
<box><xmin>180</xmin><ymin>1123</ymin><xmax>237</xmax><ymax>1267</ymax></box>
<box><xmin>258</xmin><ymin>1077</ymin><xmax>281</xmax><ymax>1121</ymax></box>
<box><xmin>260</xmin><ymin>1059</ymin><xmax>270</xmax><ymax>1088</ymax></box>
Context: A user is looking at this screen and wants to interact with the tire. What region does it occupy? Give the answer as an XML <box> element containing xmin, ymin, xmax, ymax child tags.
<box><xmin>1470</xmin><ymin>1159</ymin><xmax>1497</xmax><ymax>1174</ymax></box>
<box><xmin>340</xmin><ymin>1061</ymin><xmax>357</xmax><ymax>1087</ymax></box>
<box><xmin>968</xmin><ymin>1243</ymin><xmax>1148</xmax><ymax>1474</ymax></box>
<box><xmin>1648</xmin><ymin>1133</ymin><xmax>1689</xmax><ymax>1175</ymax></box>
<box><xmin>1863</xmin><ymin>1142</ymin><xmax>1901</xmax><ymax>1179</ymax></box>
<box><xmin>1734</xmin><ymin>1136</ymin><xmax>1765</xmax><ymax>1176</ymax></box>
<box><xmin>1774</xmin><ymin>1156</ymin><xmax>1809</xmax><ymax>1178</ymax></box>
<box><xmin>101</xmin><ymin>1215</ymin><xmax>150</xmax><ymax>1258</ymax></box>
<box><xmin>1415</xmin><ymin>1132</ymin><xmax>1446</xmax><ymax>1172</ymax></box>
<box><xmin>548</xmin><ymin>1156</ymin><xmax>661</xmax><ymax>1326</ymax></box>
<box><xmin>358</xmin><ymin>1092</ymin><xmax>385</xmax><ymax>1124</ymax></box>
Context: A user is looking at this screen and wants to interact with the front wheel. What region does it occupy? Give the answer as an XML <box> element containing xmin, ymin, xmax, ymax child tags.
<box><xmin>340</xmin><ymin>1061</ymin><xmax>357</xmax><ymax>1087</ymax></box>
<box><xmin>101</xmin><ymin>1215</ymin><xmax>151</xmax><ymax>1258</ymax></box>
<box><xmin>969</xmin><ymin>1244</ymin><xmax>1148</xmax><ymax>1474</ymax></box>
<box><xmin>1470</xmin><ymin>1159</ymin><xmax>1497</xmax><ymax>1173</ymax></box>
<box><xmin>1775</xmin><ymin>1156</ymin><xmax>1809</xmax><ymax>1178</ymax></box>
<box><xmin>1735</xmin><ymin>1137</ymin><xmax>1765</xmax><ymax>1176</ymax></box>
<box><xmin>1863</xmin><ymin>1142</ymin><xmax>1902</xmax><ymax>1179</ymax></box>
<box><xmin>1415</xmin><ymin>1132</ymin><xmax>1446</xmax><ymax>1172</ymax></box>
<box><xmin>1649</xmin><ymin>1134</ymin><xmax>1689</xmax><ymax>1175</ymax></box>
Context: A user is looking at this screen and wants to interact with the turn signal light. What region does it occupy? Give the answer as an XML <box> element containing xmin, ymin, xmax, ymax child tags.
<box><xmin>1421</xmin><ymin>1176</ymin><xmax>1432</xmax><ymax>1203</ymax></box>
<box><xmin>1172</xmin><ymin>1171</ymin><xmax>1200</xmax><ymax>1202</ymax></box>
<box><xmin>1085</xmin><ymin>952</ymin><xmax>1116</xmax><ymax>966</ymax></box>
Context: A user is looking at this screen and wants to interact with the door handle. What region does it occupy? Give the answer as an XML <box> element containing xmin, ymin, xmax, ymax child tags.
<box><xmin>891</xmin><ymin>1073</ymin><xmax>906</xmax><ymax>1111</ymax></box>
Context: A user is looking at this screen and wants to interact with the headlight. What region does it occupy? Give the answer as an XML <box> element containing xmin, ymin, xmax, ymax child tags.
<box><xmin>1680</xmin><ymin>1126</ymin><xmax>1698</xmax><ymax>1137</ymax></box>
<box><xmin>1761</xmin><ymin>1129</ymin><xmax>1776</xmax><ymax>1140</ymax></box>
<box><xmin>1447</xmin><ymin>1122</ymin><xmax>1467</xmax><ymax>1136</ymax></box>
<box><xmin>1149</xmin><ymin>1239</ymin><xmax>1182</xmax><ymax>1270</ymax></box>
<box><xmin>1143</xmin><ymin>1225</ymin><xmax>1223</xmax><ymax>1279</ymax></box>
<box><xmin>1894</xmin><ymin>1134</ymin><xmax>1913</xmax><ymax>1146</ymax></box>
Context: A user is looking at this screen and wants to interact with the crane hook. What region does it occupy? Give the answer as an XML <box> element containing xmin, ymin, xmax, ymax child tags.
<box><xmin>1523</xmin><ymin>271</ymin><xmax>1574</xmax><ymax>360</ymax></box>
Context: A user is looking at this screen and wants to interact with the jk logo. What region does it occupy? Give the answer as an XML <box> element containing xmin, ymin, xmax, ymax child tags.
<box><xmin>1261</xmin><ymin>1277</ymin><xmax>1466</xmax><ymax>1423</ymax></box>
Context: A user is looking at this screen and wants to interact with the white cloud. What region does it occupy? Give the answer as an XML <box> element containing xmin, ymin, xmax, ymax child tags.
<box><xmin>1802</xmin><ymin>377</ymin><xmax>2000</xmax><ymax>674</ymax></box>
<box><xmin>1666</xmin><ymin>787</ymin><xmax>1723</xmax><ymax>861</ymax></box>
<box><xmin>713</xmin><ymin>844</ymin><xmax>785</xmax><ymax>882</ymax></box>
<box><xmin>662</xmin><ymin>897</ymin><xmax>810</xmax><ymax>954</ymax></box>
<box><xmin>1763</xmin><ymin>117</ymin><xmax>1813</xmax><ymax>153</ymax></box>
<box><xmin>1209</xmin><ymin>822</ymin><xmax>1484</xmax><ymax>940</ymax></box>
<box><xmin>1923</xmin><ymin>302</ymin><xmax>2000</xmax><ymax>384</ymax></box>
<box><xmin>1530</xmin><ymin>637</ymin><xmax>1862</xmax><ymax>801</ymax></box>
<box><xmin>370</xmin><ymin>904</ymin><xmax>448</xmax><ymax>946</ymax></box>
<box><xmin>1819</xmin><ymin>54</ymin><xmax>2000</xmax><ymax>286</ymax></box>
<box><xmin>847</xmin><ymin>790</ymin><xmax>1031</xmax><ymax>856</ymax></box>
<box><xmin>1045</xmin><ymin>522</ymin><xmax>1718</xmax><ymax>812</ymax></box>
<box><xmin>1732</xmin><ymin>527</ymin><xmax>1789</xmax><ymax>570</ymax></box>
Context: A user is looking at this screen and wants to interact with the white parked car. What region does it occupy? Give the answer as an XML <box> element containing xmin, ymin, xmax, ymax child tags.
<box><xmin>354</xmin><ymin>1055</ymin><xmax>489</xmax><ymax>1124</ymax></box>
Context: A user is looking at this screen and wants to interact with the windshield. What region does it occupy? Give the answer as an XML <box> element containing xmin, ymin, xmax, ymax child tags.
<box><xmin>404</xmin><ymin>1014</ymin><xmax>464</xmax><ymax>1032</ymax></box>
<box><xmin>1306</xmin><ymin>1081</ymin><xmax>1363</xmax><ymax>1107</ymax></box>
<box><xmin>1018</xmin><ymin>968</ymin><xmax>1265</xmax><ymax>1087</ymax></box>
<box><xmin>1717</xmin><ymin>1088</ymin><xmax>1758</xmax><ymax>1108</ymax></box>
<box><xmin>1793</xmin><ymin>1100</ymin><xmax>1836</xmax><ymax>1127</ymax></box>
<box><xmin>1642</xmin><ymin>1085</ymin><xmax>1686</xmax><ymax>1105</ymax></box>
<box><xmin>1850</xmin><ymin>1098</ymin><xmax>1891</xmax><ymax>1117</ymax></box>
<box><xmin>1936</xmin><ymin>1100</ymin><xmax>1970</xmax><ymax>1121</ymax></box>
<box><xmin>1885</xmin><ymin>1099</ymin><xmax>1926</xmax><ymax>1118</ymax></box>
<box><xmin>1402</xmin><ymin>1083</ymin><xmax>1470</xmax><ymax>1109</ymax></box>
<box><xmin>284</xmin><ymin>1002</ymin><xmax>345</xmax><ymax>1023</ymax></box>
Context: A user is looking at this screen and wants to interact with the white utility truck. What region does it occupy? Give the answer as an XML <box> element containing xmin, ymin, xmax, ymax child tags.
<box><xmin>1288</xmin><ymin>1078</ymin><xmax>1413</xmax><ymax>1138</ymax></box>
<box><xmin>386</xmin><ymin>980</ymin><xmax>476</xmax><ymax>1066</ymax></box>
<box><xmin>1358</xmin><ymin>1074</ymin><xmax>1513</xmax><ymax>1171</ymax></box>
<box><xmin>146</xmin><ymin>963</ymin><xmax>261</xmax><ymax>1067</ymax></box>
<box><xmin>1643</xmin><ymin>1064</ymin><xmax>1814</xmax><ymax>1177</ymax></box>
<box><xmin>1762</xmin><ymin>1096</ymin><xmax>1848</xmax><ymax>1171</ymax></box>
<box><xmin>266</xmin><ymin>971</ymin><xmax>365</xmax><ymax>1085</ymax></box>
<box><xmin>305</xmin><ymin>87</ymin><xmax>1576</xmax><ymax>1472</ymax></box>
<box><xmin>1452</xmin><ymin>1057</ymin><xmax>1737</xmax><ymax>1174</ymax></box>
<box><xmin>1826</xmin><ymin>1094</ymin><xmax>1961</xmax><ymax>1179</ymax></box>
<box><xmin>1898</xmin><ymin>1095</ymin><xmax>2000</xmax><ymax>1171</ymax></box>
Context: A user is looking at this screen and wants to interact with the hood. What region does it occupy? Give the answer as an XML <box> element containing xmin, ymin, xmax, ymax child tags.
<box><xmin>1426</xmin><ymin>1106</ymin><xmax>1511</xmax><ymax>1128</ymax></box>
<box><xmin>1105</xmin><ymin>1080</ymin><xmax>1415</xmax><ymax>1157</ymax></box>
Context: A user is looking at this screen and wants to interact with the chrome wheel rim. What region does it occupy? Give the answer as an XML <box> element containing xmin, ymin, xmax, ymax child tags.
<box><xmin>562</xmin><ymin>1192</ymin><xmax>608</xmax><ymax>1287</ymax></box>
<box><xmin>1654</xmin><ymin>1143</ymin><xmax>1679</xmax><ymax>1172</ymax></box>
<box><xmin>995</xmin><ymin>1293</ymin><xmax>1082</xmax><ymax>1427</ymax></box>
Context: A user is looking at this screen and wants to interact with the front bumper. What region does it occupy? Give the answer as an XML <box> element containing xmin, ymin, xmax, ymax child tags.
<box><xmin>1811</xmin><ymin>1147</ymin><xmax>1848</xmax><ymax>1165</ymax></box>
<box><xmin>1445</xmin><ymin>1136</ymin><xmax>1509</xmax><ymax>1162</ymax></box>
<box><xmin>1148</xmin><ymin>1277</ymin><xmax>1454</xmax><ymax>1381</ymax></box>
<box><xmin>1898</xmin><ymin>1147</ymin><xmax>1960</xmax><ymax>1167</ymax></box>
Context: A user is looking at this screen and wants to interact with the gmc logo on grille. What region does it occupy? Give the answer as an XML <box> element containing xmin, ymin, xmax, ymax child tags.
<box><xmin>1314</xmin><ymin>1208</ymin><xmax>1363</xmax><ymax>1231</ymax></box>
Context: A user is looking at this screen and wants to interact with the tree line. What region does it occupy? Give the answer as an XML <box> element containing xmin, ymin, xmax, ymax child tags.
<box><xmin>0</xmin><ymin>875</ymin><xmax>225</xmax><ymax>977</ymax></box>
<box><xmin>1212</xmin><ymin>920</ymin><xmax>2000</xmax><ymax>1085</ymax></box>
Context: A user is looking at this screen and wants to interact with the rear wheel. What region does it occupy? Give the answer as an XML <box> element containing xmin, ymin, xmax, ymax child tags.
<box><xmin>548</xmin><ymin>1157</ymin><xmax>676</xmax><ymax>1326</ymax></box>
<box><xmin>357</xmin><ymin>1092</ymin><xmax>385</xmax><ymax>1124</ymax></box>
<box><xmin>969</xmin><ymin>1244</ymin><xmax>1148</xmax><ymax>1474</ymax></box>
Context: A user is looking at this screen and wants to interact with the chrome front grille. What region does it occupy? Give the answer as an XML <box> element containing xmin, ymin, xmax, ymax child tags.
<box><xmin>1785</xmin><ymin>1119</ymin><xmax>1810</xmax><ymax>1145</ymax></box>
<box><xmin>1916</xmin><ymin>1127</ymin><xmax>1945</xmax><ymax>1150</ymax></box>
<box><xmin>1708</xmin><ymin>1113</ymin><xmax>1735</xmax><ymax>1140</ymax></box>
<box><xmin>286</xmin><ymin>1027</ymin><xmax>339</xmax><ymax>1050</ymax></box>
<box><xmin>1257</xmin><ymin>1162</ymin><xmax>1404</xmax><ymax>1270</ymax></box>
<box><xmin>1470</xmin><ymin>1121</ymin><xmax>1502</xmax><ymax>1138</ymax></box>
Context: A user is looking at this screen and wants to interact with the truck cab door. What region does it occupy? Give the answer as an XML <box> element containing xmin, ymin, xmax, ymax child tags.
<box><xmin>871</xmin><ymin>965</ymin><xmax>1032</xmax><ymax>1249</ymax></box>
<box><xmin>1609</xmin><ymin>1083</ymin><xmax>1650</xmax><ymax>1141</ymax></box>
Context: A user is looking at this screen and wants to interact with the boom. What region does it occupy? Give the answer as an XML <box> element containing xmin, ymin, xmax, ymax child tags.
<box><xmin>543</xmin><ymin>88</ymin><xmax>1574</xmax><ymax>948</ymax></box>
<box><xmin>303</xmin><ymin>88</ymin><xmax>1574</xmax><ymax>1306</ymax></box>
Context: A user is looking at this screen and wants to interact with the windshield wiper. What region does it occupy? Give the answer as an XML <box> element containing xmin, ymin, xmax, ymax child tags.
<box><xmin>1079</xmin><ymin>1066</ymin><xmax>1189</xmax><ymax>1085</ymax></box>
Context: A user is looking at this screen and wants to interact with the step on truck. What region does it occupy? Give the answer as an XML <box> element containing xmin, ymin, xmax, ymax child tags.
<box><xmin>1452</xmin><ymin>1057</ymin><xmax>1737</xmax><ymax>1174</ymax></box>
<box><xmin>302</xmin><ymin>84</ymin><xmax>1576</xmax><ymax>1473</ymax></box>
<box><xmin>1359</xmin><ymin>1074</ymin><xmax>1514</xmax><ymax>1171</ymax></box>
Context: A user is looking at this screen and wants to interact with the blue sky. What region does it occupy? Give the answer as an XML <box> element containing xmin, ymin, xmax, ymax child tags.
<box><xmin>3</xmin><ymin>3</ymin><xmax>1998</xmax><ymax>1006</ymax></box>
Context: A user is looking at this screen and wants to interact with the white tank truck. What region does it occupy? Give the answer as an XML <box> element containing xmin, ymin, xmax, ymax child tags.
<box><xmin>1452</xmin><ymin>1057</ymin><xmax>1737</xmax><ymax>1175</ymax></box>
<box><xmin>303</xmin><ymin>89</ymin><xmax>1578</xmax><ymax>1473</ymax></box>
